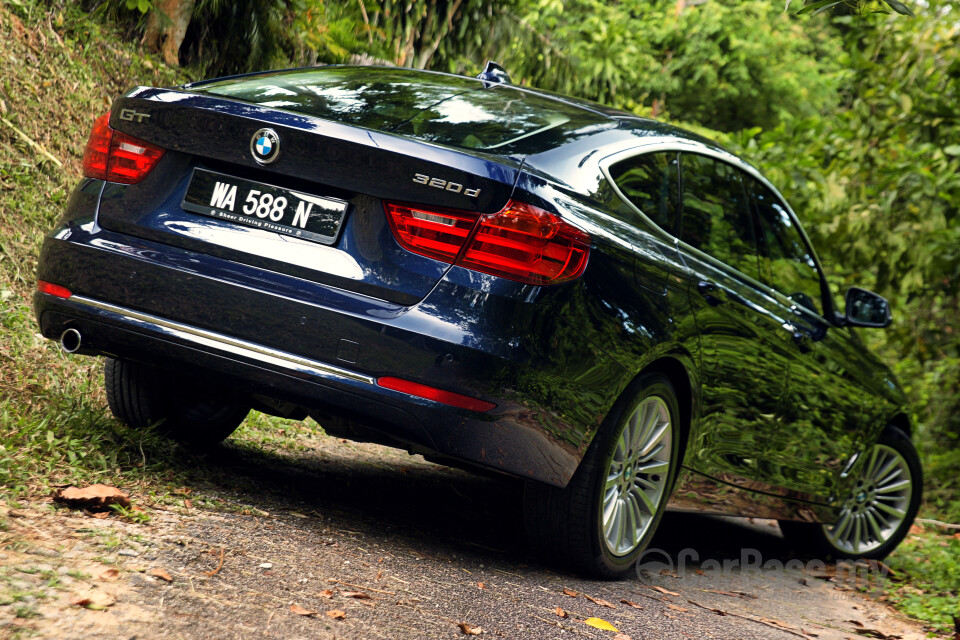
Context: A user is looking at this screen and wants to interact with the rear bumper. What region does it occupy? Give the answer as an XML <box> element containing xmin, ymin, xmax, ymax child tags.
<box><xmin>35</xmin><ymin>222</ymin><xmax>629</xmax><ymax>487</ymax></box>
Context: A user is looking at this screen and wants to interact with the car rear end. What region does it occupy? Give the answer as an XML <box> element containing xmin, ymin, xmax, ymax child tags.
<box><xmin>34</xmin><ymin>66</ymin><xmax>627</xmax><ymax>487</ymax></box>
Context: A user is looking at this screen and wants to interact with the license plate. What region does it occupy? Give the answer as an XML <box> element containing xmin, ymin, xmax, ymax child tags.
<box><xmin>181</xmin><ymin>169</ymin><xmax>348</xmax><ymax>245</ymax></box>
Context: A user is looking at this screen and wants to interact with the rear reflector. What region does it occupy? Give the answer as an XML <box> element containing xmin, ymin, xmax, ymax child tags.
<box><xmin>384</xmin><ymin>199</ymin><xmax>590</xmax><ymax>285</ymax></box>
<box><xmin>377</xmin><ymin>377</ymin><xmax>496</xmax><ymax>412</ymax></box>
<box><xmin>82</xmin><ymin>112</ymin><xmax>165</xmax><ymax>184</ymax></box>
<box><xmin>38</xmin><ymin>280</ymin><xmax>72</xmax><ymax>299</ymax></box>
<box><xmin>384</xmin><ymin>202</ymin><xmax>478</xmax><ymax>263</ymax></box>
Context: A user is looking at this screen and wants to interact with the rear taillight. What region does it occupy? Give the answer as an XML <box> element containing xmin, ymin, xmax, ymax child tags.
<box><xmin>384</xmin><ymin>199</ymin><xmax>590</xmax><ymax>285</ymax></box>
<box><xmin>81</xmin><ymin>113</ymin><xmax>112</xmax><ymax>181</ymax></box>
<box><xmin>458</xmin><ymin>201</ymin><xmax>590</xmax><ymax>285</ymax></box>
<box><xmin>82</xmin><ymin>112</ymin><xmax>165</xmax><ymax>184</ymax></box>
<box><xmin>384</xmin><ymin>202</ymin><xmax>478</xmax><ymax>263</ymax></box>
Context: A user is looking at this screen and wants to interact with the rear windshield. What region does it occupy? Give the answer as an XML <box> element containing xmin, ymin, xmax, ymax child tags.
<box><xmin>187</xmin><ymin>67</ymin><xmax>612</xmax><ymax>155</ymax></box>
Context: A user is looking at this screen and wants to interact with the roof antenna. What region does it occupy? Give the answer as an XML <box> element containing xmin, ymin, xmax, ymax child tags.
<box><xmin>476</xmin><ymin>61</ymin><xmax>512</xmax><ymax>87</ymax></box>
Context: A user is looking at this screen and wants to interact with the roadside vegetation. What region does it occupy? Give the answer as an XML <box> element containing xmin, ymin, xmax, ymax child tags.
<box><xmin>1</xmin><ymin>0</ymin><xmax>957</xmax><ymax>635</ymax></box>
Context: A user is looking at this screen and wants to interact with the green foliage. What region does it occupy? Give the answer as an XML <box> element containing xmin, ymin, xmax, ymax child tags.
<box><xmin>884</xmin><ymin>530</ymin><xmax>960</xmax><ymax>633</ymax></box>
<box><xmin>494</xmin><ymin>0</ymin><xmax>844</xmax><ymax>132</ymax></box>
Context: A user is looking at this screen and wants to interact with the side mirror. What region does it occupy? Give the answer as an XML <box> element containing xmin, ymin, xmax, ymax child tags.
<box><xmin>845</xmin><ymin>287</ymin><xmax>891</xmax><ymax>328</ymax></box>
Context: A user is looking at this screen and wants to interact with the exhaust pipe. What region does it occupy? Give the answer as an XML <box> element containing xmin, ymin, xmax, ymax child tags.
<box><xmin>60</xmin><ymin>328</ymin><xmax>83</xmax><ymax>354</ymax></box>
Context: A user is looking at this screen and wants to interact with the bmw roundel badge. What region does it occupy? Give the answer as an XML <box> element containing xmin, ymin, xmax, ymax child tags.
<box><xmin>250</xmin><ymin>128</ymin><xmax>280</xmax><ymax>165</ymax></box>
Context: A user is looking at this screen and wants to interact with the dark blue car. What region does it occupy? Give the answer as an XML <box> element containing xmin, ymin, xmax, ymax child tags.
<box><xmin>35</xmin><ymin>64</ymin><xmax>921</xmax><ymax>577</ymax></box>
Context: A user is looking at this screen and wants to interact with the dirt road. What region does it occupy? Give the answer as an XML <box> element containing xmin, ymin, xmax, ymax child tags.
<box><xmin>0</xmin><ymin>431</ymin><xmax>932</xmax><ymax>639</ymax></box>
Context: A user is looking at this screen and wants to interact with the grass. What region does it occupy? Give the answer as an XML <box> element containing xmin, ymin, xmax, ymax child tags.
<box><xmin>882</xmin><ymin>528</ymin><xmax>960</xmax><ymax>634</ymax></box>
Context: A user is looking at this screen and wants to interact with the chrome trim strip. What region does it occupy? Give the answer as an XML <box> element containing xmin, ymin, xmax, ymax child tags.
<box><xmin>69</xmin><ymin>295</ymin><xmax>375</xmax><ymax>386</ymax></box>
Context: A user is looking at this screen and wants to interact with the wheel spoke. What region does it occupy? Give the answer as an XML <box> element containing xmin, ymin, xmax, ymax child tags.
<box><xmin>873</xmin><ymin>501</ymin><xmax>905</xmax><ymax>520</ymax></box>
<box><xmin>633</xmin><ymin>486</ymin><xmax>657</xmax><ymax>515</ymax></box>
<box><xmin>853</xmin><ymin>515</ymin><xmax>863</xmax><ymax>553</ymax></box>
<box><xmin>635</xmin><ymin>460</ymin><xmax>669</xmax><ymax>475</ymax></box>
<box><xmin>864</xmin><ymin>509</ymin><xmax>885</xmax><ymax>544</ymax></box>
<box><xmin>876</xmin><ymin>479</ymin><xmax>911</xmax><ymax>495</ymax></box>
<box><xmin>638</xmin><ymin>422</ymin><xmax>669</xmax><ymax>458</ymax></box>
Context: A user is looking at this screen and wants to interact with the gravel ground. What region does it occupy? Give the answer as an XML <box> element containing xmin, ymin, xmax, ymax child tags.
<box><xmin>0</xmin><ymin>431</ymin><xmax>935</xmax><ymax>640</ymax></box>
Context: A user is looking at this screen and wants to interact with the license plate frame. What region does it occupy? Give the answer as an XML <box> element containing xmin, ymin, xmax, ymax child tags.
<box><xmin>181</xmin><ymin>168</ymin><xmax>349</xmax><ymax>246</ymax></box>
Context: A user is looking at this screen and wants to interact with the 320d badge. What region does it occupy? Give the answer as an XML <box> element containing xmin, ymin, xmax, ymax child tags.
<box><xmin>35</xmin><ymin>64</ymin><xmax>920</xmax><ymax>577</ymax></box>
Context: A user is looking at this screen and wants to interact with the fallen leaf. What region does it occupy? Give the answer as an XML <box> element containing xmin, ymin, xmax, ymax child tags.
<box><xmin>856</xmin><ymin>630</ymin><xmax>900</xmax><ymax>639</ymax></box>
<box><xmin>290</xmin><ymin>604</ymin><xmax>316</xmax><ymax>616</ymax></box>
<box><xmin>801</xmin><ymin>629</ymin><xmax>819</xmax><ymax>637</ymax></box>
<box><xmin>98</xmin><ymin>568</ymin><xmax>120</xmax><ymax>581</ymax></box>
<box><xmin>477</xmin><ymin>582</ymin><xmax>486</xmax><ymax>590</ymax></box>
<box><xmin>326</xmin><ymin>609</ymin><xmax>346</xmax><ymax>620</ymax></box>
<box><xmin>659</xmin><ymin>569</ymin><xmax>678</xmax><ymax>578</ymax></box>
<box><xmin>184</xmin><ymin>499</ymin><xmax>193</xmax><ymax>509</ymax></box>
<box><xmin>342</xmin><ymin>590</ymin><xmax>372</xmax><ymax>600</ymax></box>
<box><xmin>694</xmin><ymin>569</ymin><xmax>705</xmax><ymax>575</ymax></box>
<box><xmin>71</xmin><ymin>592</ymin><xmax>116</xmax><ymax>609</ymax></box>
<box><xmin>649</xmin><ymin>586</ymin><xmax>680</xmax><ymax>597</ymax></box>
<box><xmin>147</xmin><ymin>568</ymin><xmax>173</xmax><ymax>582</ymax></box>
<box><xmin>667</xmin><ymin>603</ymin><xmax>689</xmax><ymax>613</ymax></box>
<box><xmin>554</xmin><ymin>606</ymin><xmax>567</xmax><ymax>618</ymax></box>
<box><xmin>54</xmin><ymin>484</ymin><xmax>130</xmax><ymax>511</ymax></box>
<box><xmin>458</xmin><ymin>622</ymin><xmax>482</xmax><ymax>635</ymax></box>
<box><xmin>584</xmin><ymin>617</ymin><xmax>619</xmax><ymax>632</ymax></box>
<box><xmin>318</xmin><ymin>589</ymin><xmax>334</xmax><ymax>599</ymax></box>
<box><xmin>847</xmin><ymin>620</ymin><xmax>865</xmax><ymax>628</ymax></box>
<box><xmin>613</xmin><ymin>635</ymin><xmax>632</xmax><ymax>640</ymax></box>
<box><xmin>620</xmin><ymin>599</ymin><xmax>643</xmax><ymax>610</ymax></box>
<box><xmin>561</xmin><ymin>587</ymin><xmax>578</xmax><ymax>597</ymax></box>
<box><xmin>584</xmin><ymin>594</ymin><xmax>617</xmax><ymax>609</ymax></box>
<box><xmin>909</xmin><ymin>523</ymin><xmax>924</xmax><ymax>535</ymax></box>
<box><xmin>90</xmin><ymin>511</ymin><xmax>110</xmax><ymax>519</ymax></box>
<box><xmin>375</xmin><ymin>568</ymin><xmax>383</xmax><ymax>581</ymax></box>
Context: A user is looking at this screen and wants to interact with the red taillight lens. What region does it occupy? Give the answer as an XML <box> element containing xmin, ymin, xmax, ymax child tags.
<box><xmin>384</xmin><ymin>199</ymin><xmax>591</xmax><ymax>285</ymax></box>
<box><xmin>384</xmin><ymin>202</ymin><xmax>478</xmax><ymax>263</ymax></box>
<box><xmin>457</xmin><ymin>201</ymin><xmax>590</xmax><ymax>285</ymax></box>
<box><xmin>377</xmin><ymin>377</ymin><xmax>496</xmax><ymax>412</ymax></box>
<box><xmin>81</xmin><ymin>112</ymin><xmax>165</xmax><ymax>184</ymax></box>
<box><xmin>81</xmin><ymin>113</ymin><xmax>112</xmax><ymax>180</ymax></box>
<box><xmin>38</xmin><ymin>280</ymin><xmax>72</xmax><ymax>299</ymax></box>
<box><xmin>107</xmin><ymin>130</ymin><xmax>165</xmax><ymax>184</ymax></box>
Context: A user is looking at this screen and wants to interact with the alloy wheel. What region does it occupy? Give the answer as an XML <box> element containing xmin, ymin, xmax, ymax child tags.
<box><xmin>600</xmin><ymin>395</ymin><xmax>673</xmax><ymax>556</ymax></box>
<box><xmin>824</xmin><ymin>444</ymin><xmax>913</xmax><ymax>555</ymax></box>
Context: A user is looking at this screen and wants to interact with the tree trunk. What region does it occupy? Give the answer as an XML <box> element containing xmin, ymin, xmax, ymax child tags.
<box><xmin>143</xmin><ymin>0</ymin><xmax>196</xmax><ymax>66</ymax></box>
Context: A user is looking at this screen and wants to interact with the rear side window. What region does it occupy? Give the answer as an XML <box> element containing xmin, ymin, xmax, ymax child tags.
<box><xmin>748</xmin><ymin>179</ymin><xmax>823</xmax><ymax>315</ymax></box>
<box><xmin>680</xmin><ymin>154</ymin><xmax>759</xmax><ymax>279</ymax></box>
<box><xmin>608</xmin><ymin>152</ymin><xmax>680</xmax><ymax>234</ymax></box>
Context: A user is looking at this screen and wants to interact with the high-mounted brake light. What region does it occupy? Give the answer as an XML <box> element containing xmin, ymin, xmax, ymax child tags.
<box><xmin>378</xmin><ymin>376</ymin><xmax>496</xmax><ymax>412</ymax></box>
<box><xmin>38</xmin><ymin>280</ymin><xmax>72</xmax><ymax>299</ymax></box>
<box><xmin>384</xmin><ymin>199</ymin><xmax>590</xmax><ymax>285</ymax></box>
<box><xmin>82</xmin><ymin>112</ymin><xmax>165</xmax><ymax>184</ymax></box>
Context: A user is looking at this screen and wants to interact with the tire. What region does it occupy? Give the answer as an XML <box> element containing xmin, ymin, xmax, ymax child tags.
<box><xmin>524</xmin><ymin>373</ymin><xmax>682</xmax><ymax>578</ymax></box>
<box><xmin>105</xmin><ymin>357</ymin><xmax>249</xmax><ymax>448</ymax></box>
<box><xmin>779</xmin><ymin>425</ymin><xmax>922</xmax><ymax>560</ymax></box>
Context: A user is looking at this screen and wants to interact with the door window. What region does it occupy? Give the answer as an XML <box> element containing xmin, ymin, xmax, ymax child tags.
<box><xmin>679</xmin><ymin>154</ymin><xmax>759</xmax><ymax>279</ymax></box>
<box><xmin>608</xmin><ymin>152</ymin><xmax>680</xmax><ymax>234</ymax></box>
<box><xmin>747</xmin><ymin>179</ymin><xmax>824</xmax><ymax>315</ymax></box>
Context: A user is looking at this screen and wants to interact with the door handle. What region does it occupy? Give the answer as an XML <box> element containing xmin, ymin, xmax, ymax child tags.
<box><xmin>697</xmin><ymin>281</ymin><xmax>727</xmax><ymax>306</ymax></box>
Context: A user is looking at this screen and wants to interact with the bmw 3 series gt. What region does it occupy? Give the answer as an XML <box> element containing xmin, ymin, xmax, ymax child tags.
<box><xmin>35</xmin><ymin>64</ymin><xmax>921</xmax><ymax>577</ymax></box>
